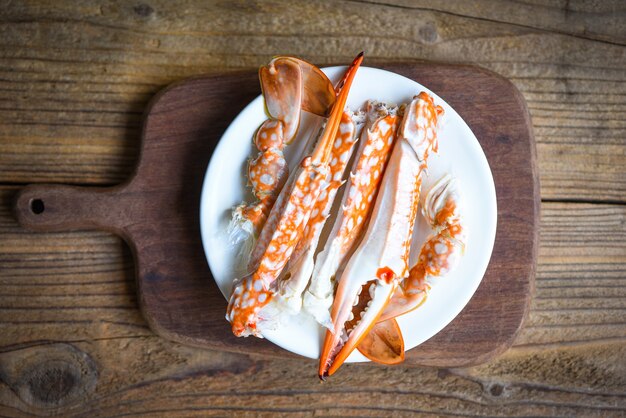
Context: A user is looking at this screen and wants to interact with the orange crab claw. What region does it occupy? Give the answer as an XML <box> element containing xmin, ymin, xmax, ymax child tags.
<box><xmin>230</xmin><ymin>57</ymin><xmax>338</xmax><ymax>247</ymax></box>
<box><xmin>305</xmin><ymin>102</ymin><xmax>400</xmax><ymax>329</ymax></box>
<box><xmin>379</xmin><ymin>174</ymin><xmax>465</xmax><ymax>323</ymax></box>
<box><xmin>227</xmin><ymin>53</ymin><xmax>364</xmax><ymax>338</ymax></box>
<box><xmin>357</xmin><ymin>318</ymin><xmax>404</xmax><ymax>365</ymax></box>
<box><xmin>319</xmin><ymin>276</ymin><xmax>397</xmax><ymax>379</ymax></box>
<box><xmin>297</xmin><ymin>57</ymin><xmax>337</xmax><ymax>116</ymax></box>
<box><xmin>318</xmin><ymin>92</ymin><xmax>444</xmax><ymax>379</ymax></box>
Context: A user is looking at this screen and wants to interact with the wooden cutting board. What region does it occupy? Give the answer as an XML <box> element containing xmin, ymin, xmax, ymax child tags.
<box><xmin>13</xmin><ymin>63</ymin><xmax>539</xmax><ymax>367</ymax></box>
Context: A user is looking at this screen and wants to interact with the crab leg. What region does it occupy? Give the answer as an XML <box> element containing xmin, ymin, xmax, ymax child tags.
<box><xmin>226</xmin><ymin>53</ymin><xmax>364</xmax><ymax>337</ymax></box>
<box><xmin>228</xmin><ymin>56</ymin><xmax>336</xmax><ymax>246</ymax></box>
<box><xmin>319</xmin><ymin>92</ymin><xmax>443</xmax><ymax>378</ymax></box>
<box><xmin>272</xmin><ymin>110</ymin><xmax>364</xmax><ymax>314</ymax></box>
<box><xmin>378</xmin><ymin>174</ymin><xmax>466</xmax><ymax>322</ymax></box>
<box><xmin>303</xmin><ymin>101</ymin><xmax>401</xmax><ymax>329</ymax></box>
<box><xmin>356</xmin><ymin>174</ymin><xmax>465</xmax><ymax>364</ymax></box>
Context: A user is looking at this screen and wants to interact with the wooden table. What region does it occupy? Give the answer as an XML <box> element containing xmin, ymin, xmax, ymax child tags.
<box><xmin>1</xmin><ymin>1</ymin><xmax>624</xmax><ymax>416</ymax></box>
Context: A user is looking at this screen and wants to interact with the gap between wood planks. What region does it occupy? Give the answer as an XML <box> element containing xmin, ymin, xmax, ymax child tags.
<box><xmin>346</xmin><ymin>0</ymin><xmax>626</xmax><ymax>47</ymax></box>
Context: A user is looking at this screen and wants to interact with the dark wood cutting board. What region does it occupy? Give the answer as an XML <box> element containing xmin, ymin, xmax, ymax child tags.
<box><xmin>13</xmin><ymin>63</ymin><xmax>539</xmax><ymax>367</ymax></box>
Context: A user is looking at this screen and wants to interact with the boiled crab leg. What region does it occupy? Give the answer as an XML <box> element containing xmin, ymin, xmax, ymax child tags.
<box><xmin>356</xmin><ymin>174</ymin><xmax>465</xmax><ymax>364</ymax></box>
<box><xmin>378</xmin><ymin>174</ymin><xmax>466</xmax><ymax>322</ymax></box>
<box><xmin>226</xmin><ymin>53</ymin><xmax>364</xmax><ymax>337</ymax></box>
<box><xmin>228</xmin><ymin>57</ymin><xmax>336</xmax><ymax>246</ymax></box>
<box><xmin>272</xmin><ymin>110</ymin><xmax>364</xmax><ymax>315</ymax></box>
<box><xmin>303</xmin><ymin>101</ymin><xmax>401</xmax><ymax>329</ymax></box>
<box><xmin>319</xmin><ymin>92</ymin><xmax>444</xmax><ymax>378</ymax></box>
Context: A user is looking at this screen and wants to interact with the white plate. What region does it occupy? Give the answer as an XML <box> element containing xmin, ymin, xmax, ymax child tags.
<box><xmin>200</xmin><ymin>66</ymin><xmax>497</xmax><ymax>362</ymax></box>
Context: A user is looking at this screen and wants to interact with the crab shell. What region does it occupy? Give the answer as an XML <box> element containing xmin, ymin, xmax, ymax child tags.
<box><xmin>319</xmin><ymin>92</ymin><xmax>444</xmax><ymax>378</ymax></box>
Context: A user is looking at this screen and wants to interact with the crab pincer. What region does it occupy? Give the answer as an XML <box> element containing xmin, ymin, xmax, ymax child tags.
<box><xmin>304</xmin><ymin>101</ymin><xmax>401</xmax><ymax>329</ymax></box>
<box><xmin>272</xmin><ymin>109</ymin><xmax>364</xmax><ymax>315</ymax></box>
<box><xmin>319</xmin><ymin>92</ymin><xmax>444</xmax><ymax>378</ymax></box>
<box><xmin>226</xmin><ymin>53</ymin><xmax>364</xmax><ymax>337</ymax></box>
<box><xmin>356</xmin><ymin>174</ymin><xmax>466</xmax><ymax>364</ymax></box>
<box><xmin>228</xmin><ymin>56</ymin><xmax>336</xmax><ymax>246</ymax></box>
<box><xmin>378</xmin><ymin>174</ymin><xmax>467</xmax><ymax>323</ymax></box>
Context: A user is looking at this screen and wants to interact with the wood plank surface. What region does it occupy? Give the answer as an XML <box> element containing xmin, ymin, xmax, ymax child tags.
<box><xmin>0</xmin><ymin>0</ymin><xmax>624</xmax><ymax>201</ymax></box>
<box><xmin>1</xmin><ymin>0</ymin><xmax>625</xmax><ymax>416</ymax></box>
<box><xmin>1</xmin><ymin>188</ymin><xmax>625</xmax><ymax>416</ymax></box>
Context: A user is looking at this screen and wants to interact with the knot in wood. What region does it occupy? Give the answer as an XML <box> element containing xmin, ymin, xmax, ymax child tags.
<box><xmin>0</xmin><ymin>343</ymin><xmax>98</xmax><ymax>409</ymax></box>
<box><xmin>497</xmin><ymin>134</ymin><xmax>511</xmax><ymax>144</ymax></box>
<box><xmin>133</xmin><ymin>3</ymin><xmax>154</xmax><ymax>17</ymax></box>
<box><xmin>419</xmin><ymin>22</ymin><xmax>438</xmax><ymax>44</ymax></box>
<box><xmin>25</xmin><ymin>360</ymin><xmax>79</xmax><ymax>405</ymax></box>
<box><xmin>489</xmin><ymin>383</ymin><xmax>504</xmax><ymax>397</ymax></box>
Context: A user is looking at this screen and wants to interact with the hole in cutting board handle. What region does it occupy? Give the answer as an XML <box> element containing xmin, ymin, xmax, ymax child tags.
<box><xmin>30</xmin><ymin>199</ymin><xmax>45</xmax><ymax>215</ymax></box>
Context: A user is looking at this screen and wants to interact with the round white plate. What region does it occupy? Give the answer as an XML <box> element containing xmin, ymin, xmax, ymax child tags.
<box><xmin>200</xmin><ymin>66</ymin><xmax>497</xmax><ymax>362</ymax></box>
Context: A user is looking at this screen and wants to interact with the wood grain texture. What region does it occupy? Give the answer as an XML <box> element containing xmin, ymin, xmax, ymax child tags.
<box><xmin>1</xmin><ymin>0</ymin><xmax>625</xmax><ymax>416</ymax></box>
<box><xmin>11</xmin><ymin>63</ymin><xmax>539</xmax><ymax>367</ymax></box>
<box><xmin>1</xmin><ymin>188</ymin><xmax>625</xmax><ymax>416</ymax></box>
<box><xmin>0</xmin><ymin>0</ymin><xmax>624</xmax><ymax>201</ymax></box>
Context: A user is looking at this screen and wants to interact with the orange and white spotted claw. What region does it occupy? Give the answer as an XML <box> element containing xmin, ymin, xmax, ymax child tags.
<box><xmin>319</xmin><ymin>92</ymin><xmax>444</xmax><ymax>378</ymax></box>
<box><xmin>271</xmin><ymin>109</ymin><xmax>364</xmax><ymax>316</ymax></box>
<box><xmin>303</xmin><ymin>101</ymin><xmax>401</xmax><ymax>329</ymax></box>
<box><xmin>226</xmin><ymin>53</ymin><xmax>364</xmax><ymax>337</ymax></box>
<box><xmin>378</xmin><ymin>174</ymin><xmax>466</xmax><ymax>323</ymax></box>
<box><xmin>228</xmin><ymin>56</ymin><xmax>336</xmax><ymax>247</ymax></box>
<box><xmin>355</xmin><ymin>174</ymin><xmax>466</xmax><ymax>365</ymax></box>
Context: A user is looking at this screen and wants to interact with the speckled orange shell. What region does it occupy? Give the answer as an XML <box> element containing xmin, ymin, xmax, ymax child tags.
<box><xmin>290</xmin><ymin>111</ymin><xmax>357</xmax><ymax>264</ymax></box>
<box><xmin>338</xmin><ymin>113</ymin><xmax>400</xmax><ymax>257</ymax></box>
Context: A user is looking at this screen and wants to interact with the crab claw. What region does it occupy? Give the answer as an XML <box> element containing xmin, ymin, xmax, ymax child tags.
<box><xmin>319</xmin><ymin>272</ymin><xmax>399</xmax><ymax>378</ymax></box>
<box><xmin>318</xmin><ymin>92</ymin><xmax>444</xmax><ymax>378</ymax></box>
<box><xmin>227</xmin><ymin>53</ymin><xmax>364</xmax><ymax>338</ymax></box>
<box><xmin>378</xmin><ymin>174</ymin><xmax>465</xmax><ymax>323</ymax></box>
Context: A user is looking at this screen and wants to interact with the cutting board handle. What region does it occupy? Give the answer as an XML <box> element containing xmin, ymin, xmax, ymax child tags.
<box><xmin>13</xmin><ymin>184</ymin><xmax>127</xmax><ymax>233</ymax></box>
